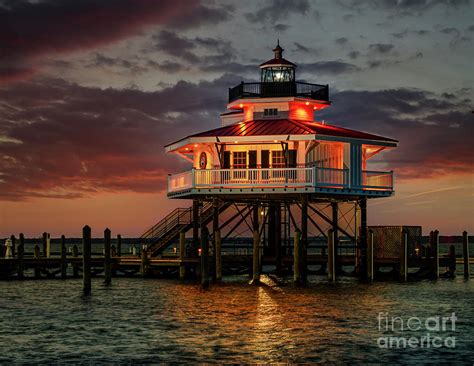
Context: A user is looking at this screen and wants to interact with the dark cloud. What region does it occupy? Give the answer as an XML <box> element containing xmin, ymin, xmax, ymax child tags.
<box><xmin>392</xmin><ymin>29</ymin><xmax>430</xmax><ymax>38</ymax></box>
<box><xmin>338</xmin><ymin>0</ymin><xmax>470</xmax><ymax>14</ymax></box>
<box><xmin>152</xmin><ymin>31</ymin><xmax>199</xmax><ymax>63</ymax></box>
<box><xmin>347</xmin><ymin>51</ymin><xmax>360</xmax><ymax>59</ymax></box>
<box><xmin>294</xmin><ymin>42</ymin><xmax>310</xmax><ymax>53</ymax></box>
<box><xmin>0</xmin><ymin>0</ymin><xmax>233</xmax><ymax>83</ymax></box>
<box><xmin>246</xmin><ymin>0</ymin><xmax>310</xmax><ymax>23</ymax></box>
<box><xmin>274</xmin><ymin>24</ymin><xmax>290</xmax><ymax>32</ymax></box>
<box><xmin>0</xmin><ymin>75</ymin><xmax>235</xmax><ymax>200</ymax></box>
<box><xmin>319</xmin><ymin>88</ymin><xmax>473</xmax><ymax>179</ymax></box>
<box><xmin>468</xmin><ymin>25</ymin><xmax>474</xmax><ymax>31</ymax></box>
<box><xmin>335</xmin><ymin>37</ymin><xmax>349</xmax><ymax>45</ymax></box>
<box><xmin>368</xmin><ymin>43</ymin><xmax>394</xmax><ymax>54</ymax></box>
<box><xmin>366</xmin><ymin>52</ymin><xmax>422</xmax><ymax>69</ymax></box>
<box><xmin>301</xmin><ymin>61</ymin><xmax>360</xmax><ymax>75</ymax></box>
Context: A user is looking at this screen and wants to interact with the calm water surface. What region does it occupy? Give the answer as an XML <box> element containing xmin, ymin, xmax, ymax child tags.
<box><xmin>0</xmin><ymin>276</ymin><xmax>473</xmax><ymax>364</ymax></box>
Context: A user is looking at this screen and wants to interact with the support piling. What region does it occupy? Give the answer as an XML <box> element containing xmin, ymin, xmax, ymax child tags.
<box><xmin>104</xmin><ymin>228</ymin><xmax>112</xmax><ymax>285</ymax></box>
<box><xmin>82</xmin><ymin>225</ymin><xmax>92</xmax><ymax>295</ymax></box>
<box><xmin>293</xmin><ymin>229</ymin><xmax>302</xmax><ymax>284</ymax></box>
<box><xmin>327</xmin><ymin>229</ymin><xmax>335</xmax><ymax>282</ymax></box>
<box><xmin>201</xmin><ymin>226</ymin><xmax>210</xmax><ymax>288</ymax></box>
<box><xmin>60</xmin><ymin>235</ymin><xmax>67</xmax><ymax>279</ymax></box>
<box><xmin>463</xmin><ymin>231</ymin><xmax>470</xmax><ymax>279</ymax></box>
<box><xmin>179</xmin><ymin>230</ymin><xmax>186</xmax><ymax>280</ymax></box>
<box><xmin>18</xmin><ymin>234</ymin><xmax>25</xmax><ymax>279</ymax></box>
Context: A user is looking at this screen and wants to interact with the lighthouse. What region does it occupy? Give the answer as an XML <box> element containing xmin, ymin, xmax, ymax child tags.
<box><xmin>144</xmin><ymin>43</ymin><xmax>398</xmax><ymax>282</ymax></box>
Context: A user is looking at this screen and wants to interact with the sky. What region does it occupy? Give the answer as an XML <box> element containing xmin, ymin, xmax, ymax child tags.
<box><xmin>0</xmin><ymin>0</ymin><xmax>473</xmax><ymax>237</ymax></box>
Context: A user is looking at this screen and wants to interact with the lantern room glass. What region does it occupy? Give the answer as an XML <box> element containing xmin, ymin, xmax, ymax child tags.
<box><xmin>261</xmin><ymin>66</ymin><xmax>295</xmax><ymax>83</ymax></box>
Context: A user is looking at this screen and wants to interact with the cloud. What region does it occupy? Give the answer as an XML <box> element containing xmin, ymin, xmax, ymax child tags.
<box><xmin>368</xmin><ymin>43</ymin><xmax>394</xmax><ymax>54</ymax></box>
<box><xmin>274</xmin><ymin>24</ymin><xmax>290</xmax><ymax>32</ymax></box>
<box><xmin>0</xmin><ymin>75</ymin><xmax>235</xmax><ymax>200</ymax></box>
<box><xmin>347</xmin><ymin>51</ymin><xmax>360</xmax><ymax>59</ymax></box>
<box><xmin>294</xmin><ymin>42</ymin><xmax>311</xmax><ymax>53</ymax></box>
<box><xmin>301</xmin><ymin>61</ymin><xmax>360</xmax><ymax>75</ymax></box>
<box><xmin>335</xmin><ymin>37</ymin><xmax>349</xmax><ymax>45</ymax></box>
<box><xmin>0</xmin><ymin>0</ymin><xmax>233</xmax><ymax>83</ymax></box>
<box><xmin>318</xmin><ymin>88</ymin><xmax>473</xmax><ymax>179</ymax></box>
<box><xmin>246</xmin><ymin>0</ymin><xmax>310</xmax><ymax>23</ymax></box>
<box><xmin>392</xmin><ymin>29</ymin><xmax>430</xmax><ymax>38</ymax></box>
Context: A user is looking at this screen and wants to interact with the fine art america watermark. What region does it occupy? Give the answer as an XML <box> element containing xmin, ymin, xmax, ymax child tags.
<box><xmin>377</xmin><ymin>312</ymin><xmax>457</xmax><ymax>349</ymax></box>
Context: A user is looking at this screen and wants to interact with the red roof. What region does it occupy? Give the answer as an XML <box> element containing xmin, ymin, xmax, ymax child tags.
<box><xmin>259</xmin><ymin>58</ymin><xmax>296</xmax><ymax>68</ymax></box>
<box><xmin>186</xmin><ymin>119</ymin><xmax>397</xmax><ymax>143</ymax></box>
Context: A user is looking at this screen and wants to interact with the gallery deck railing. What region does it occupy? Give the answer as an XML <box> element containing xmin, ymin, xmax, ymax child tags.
<box><xmin>168</xmin><ymin>167</ymin><xmax>393</xmax><ymax>193</ymax></box>
<box><xmin>228</xmin><ymin>81</ymin><xmax>329</xmax><ymax>103</ymax></box>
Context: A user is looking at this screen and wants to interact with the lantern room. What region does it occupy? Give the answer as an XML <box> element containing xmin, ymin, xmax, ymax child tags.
<box><xmin>260</xmin><ymin>41</ymin><xmax>296</xmax><ymax>83</ymax></box>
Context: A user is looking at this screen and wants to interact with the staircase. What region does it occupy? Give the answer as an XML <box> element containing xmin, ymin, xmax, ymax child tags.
<box><xmin>140</xmin><ymin>201</ymin><xmax>232</xmax><ymax>256</ymax></box>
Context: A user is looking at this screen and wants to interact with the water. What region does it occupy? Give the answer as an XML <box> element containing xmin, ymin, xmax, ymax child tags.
<box><xmin>0</xmin><ymin>277</ymin><xmax>473</xmax><ymax>364</ymax></box>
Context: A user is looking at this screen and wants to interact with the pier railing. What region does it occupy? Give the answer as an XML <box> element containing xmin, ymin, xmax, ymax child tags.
<box><xmin>228</xmin><ymin>81</ymin><xmax>329</xmax><ymax>103</ymax></box>
<box><xmin>168</xmin><ymin>167</ymin><xmax>393</xmax><ymax>193</ymax></box>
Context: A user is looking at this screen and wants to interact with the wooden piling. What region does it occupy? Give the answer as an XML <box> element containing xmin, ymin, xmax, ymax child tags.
<box><xmin>140</xmin><ymin>247</ymin><xmax>149</xmax><ymax>276</ymax></box>
<box><xmin>275</xmin><ymin>202</ymin><xmax>282</xmax><ymax>275</ymax></box>
<box><xmin>201</xmin><ymin>226</ymin><xmax>210</xmax><ymax>288</ymax></box>
<box><xmin>400</xmin><ymin>228</ymin><xmax>408</xmax><ymax>281</ymax></box>
<box><xmin>301</xmin><ymin>197</ymin><xmax>308</xmax><ymax>283</ymax></box>
<box><xmin>359</xmin><ymin>198</ymin><xmax>368</xmax><ymax>279</ymax></box>
<box><xmin>251</xmin><ymin>230</ymin><xmax>260</xmax><ymax>284</ymax></box>
<box><xmin>82</xmin><ymin>225</ymin><xmax>92</xmax><ymax>295</ymax></box>
<box><xmin>117</xmin><ymin>234</ymin><xmax>122</xmax><ymax>257</ymax></box>
<box><xmin>193</xmin><ymin>199</ymin><xmax>200</xmax><ymax>257</ymax></box>
<box><xmin>462</xmin><ymin>231</ymin><xmax>470</xmax><ymax>279</ymax></box>
<box><xmin>18</xmin><ymin>233</ymin><xmax>25</xmax><ymax>279</ymax></box>
<box><xmin>104</xmin><ymin>228</ymin><xmax>112</xmax><ymax>285</ymax></box>
<box><xmin>10</xmin><ymin>235</ymin><xmax>16</xmax><ymax>258</ymax></box>
<box><xmin>72</xmin><ymin>244</ymin><xmax>79</xmax><ymax>277</ymax></box>
<box><xmin>60</xmin><ymin>235</ymin><xmax>67</xmax><ymax>279</ymax></box>
<box><xmin>215</xmin><ymin>229</ymin><xmax>222</xmax><ymax>282</ymax></box>
<box><xmin>179</xmin><ymin>230</ymin><xmax>186</xmax><ymax>280</ymax></box>
<box><xmin>449</xmin><ymin>245</ymin><xmax>456</xmax><ymax>277</ymax></box>
<box><xmin>34</xmin><ymin>244</ymin><xmax>40</xmax><ymax>279</ymax></box>
<box><xmin>433</xmin><ymin>230</ymin><xmax>439</xmax><ymax>279</ymax></box>
<box><xmin>46</xmin><ymin>233</ymin><xmax>51</xmax><ymax>258</ymax></box>
<box><xmin>212</xmin><ymin>198</ymin><xmax>219</xmax><ymax>281</ymax></box>
<box><xmin>327</xmin><ymin>229</ymin><xmax>335</xmax><ymax>282</ymax></box>
<box><xmin>42</xmin><ymin>232</ymin><xmax>47</xmax><ymax>257</ymax></box>
<box><xmin>367</xmin><ymin>230</ymin><xmax>374</xmax><ymax>281</ymax></box>
<box><xmin>293</xmin><ymin>229</ymin><xmax>302</xmax><ymax>284</ymax></box>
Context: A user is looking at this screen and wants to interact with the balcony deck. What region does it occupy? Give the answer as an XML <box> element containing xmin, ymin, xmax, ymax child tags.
<box><xmin>167</xmin><ymin>167</ymin><xmax>393</xmax><ymax>199</ymax></box>
<box><xmin>228</xmin><ymin>81</ymin><xmax>329</xmax><ymax>103</ymax></box>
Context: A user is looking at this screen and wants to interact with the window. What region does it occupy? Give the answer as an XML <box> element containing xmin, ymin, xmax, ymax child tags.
<box><xmin>271</xmin><ymin>150</ymin><xmax>286</xmax><ymax>168</ymax></box>
<box><xmin>264</xmin><ymin>108</ymin><xmax>278</xmax><ymax>116</ymax></box>
<box><xmin>233</xmin><ymin>152</ymin><xmax>247</xmax><ymax>169</ymax></box>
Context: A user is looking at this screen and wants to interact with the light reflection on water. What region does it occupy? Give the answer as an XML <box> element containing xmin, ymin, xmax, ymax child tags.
<box><xmin>0</xmin><ymin>276</ymin><xmax>473</xmax><ymax>364</ymax></box>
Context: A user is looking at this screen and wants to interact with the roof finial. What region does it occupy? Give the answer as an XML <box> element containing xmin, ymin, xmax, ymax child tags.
<box><xmin>273</xmin><ymin>40</ymin><xmax>283</xmax><ymax>59</ymax></box>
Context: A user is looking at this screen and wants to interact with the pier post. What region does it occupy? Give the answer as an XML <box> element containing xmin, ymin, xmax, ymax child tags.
<box><xmin>275</xmin><ymin>202</ymin><xmax>282</xmax><ymax>275</ymax></box>
<box><xmin>60</xmin><ymin>235</ymin><xmax>67</xmax><ymax>279</ymax></box>
<box><xmin>449</xmin><ymin>245</ymin><xmax>456</xmax><ymax>277</ymax></box>
<box><xmin>433</xmin><ymin>230</ymin><xmax>439</xmax><ymax>279</ymax></box>
<box><xmin>215</xmin><ymin>230</ymin><xmax>222</xmax><ymax>282</ymax></box>
<box><xmin>327</xmin><ymin>229</ymin><xmax>335</xmax><ymax>282</ymax></box>
<box><xmin>251</xmin><ymin>204</ymin><xmax>260</xmax><ymax>284</ymax></box>
<box><xmin>212</xmin><ymin>198</ymin><xmax>219</xmax><ymax>281</ymax></box>
<box><xmin>400</xmin><ymin>228</ymin><xmax>408</xmax><ymax>281</ymax></box>
<box><xmin>201</xmin><ymin>226</ymin><xmax>210</xmax><ymax>288</ymax></box>
<box><xmin>34</xmin><ymin>244</ymin><xmax>40</xmax><ymax>278</ymax></box>
<box><xmin>82</xmin><ymin>225</ymin><xmax>92</xmax><ymax>295</ymax></box>
<box><xmin>193</xmin><ymin>199</ymin><xmax>200</xmax><ymax>257</ymax></box>
<box><xmin>18</xmin><ymin>233</ymin><xmax>25</xmax><ymax>279</ymax></box>
<box><xmin>463</xmin><ymin>231</ymin><xmax>470</xmax><ymax>279</ymax></box>
<box><xmin>72</xmin><ymin>244</ymin><xmax>79</xmax><ymax>277</ymax></box>
<box><xmin>104</xmin><ymin>228</ymin><xmax>112</xmax><ymax>285</ymax></box>
<box><xmin>117</xmin><ymin>234</ymin><xmax>122</xmax><ymax>257</ymax></box>
<box><xmin>293</xmin><ymin>229</ymin><xmax>302</xmax><ymax>284</ymax></box>
<box><xmin>301</xmin><ymin>197</ymin><xmax>308</xmax><ymax>283</ymax></box>
<box><xmin>46</xmin><ymin>233</ymin><xmax>51</xmax><ymax>258</ymax></box>
<box><xmin>10</xmin><ymin>235</ymin><xmax>16</xmax><ymax>258</ymax></box>
<box><xmin>367</xmin><ymin>230</ymin><xmax>374</xmax><ymax>281</ymax></box>
<box><xmin>179</xmin><ymin>230</ymin><xmax>186</xmax><ymax>280</ymax></box>
<box><xmin>331</xmin><ymin>202</ymin><xmax>339</xmax><ymax>272</ymax></box>
<box><xmin>359</xmin><ymin>198</ymin><xmax>368</xmax><ymax>279</ymax></box>
<box><xmin>42</xmin><ymin>232</ymin><xmax>47</xmax><ymax>257</ymax></box>
<box><xmin>140</xmin><ymin>247</ymin><xmax>149</xmax><ymax>277</ymax></box>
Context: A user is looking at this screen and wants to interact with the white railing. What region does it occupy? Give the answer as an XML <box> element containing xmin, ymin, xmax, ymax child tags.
<box><xmin>362</xmin><ymin>170</ymin><xmax>393</xmax><ymax>190</ymax></box>
<box><xmin>194</xmin><ymin>167</ymin><xmax>314</xmax><ymax>187</ymax></box>
<box><xmin>168</xmin><ymin>168</ymin><xmax>393</xmax><ymax>193</ymax></box>
<box><xmin>314</xmin><ymin>167</ymin><xmax>349</xmax><ymax>188</ymax></box>
<box><xmin>168</xmin><ymin>170</ymin><xmax>193</xmax><ymax>192</ymax></box>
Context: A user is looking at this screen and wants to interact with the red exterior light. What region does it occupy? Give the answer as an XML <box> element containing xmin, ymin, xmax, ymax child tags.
<box><xmin>239</xmin><ymin>103</ymin><xmax>243</xmax><ymax>108</ymax></box>
<box><xmin>305</xmin><ymin>101</ymin><xmax>310</xmax><ymax>106</ymax></box>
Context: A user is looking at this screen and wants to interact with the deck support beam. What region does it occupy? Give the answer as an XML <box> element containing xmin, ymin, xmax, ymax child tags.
<box><xmin>192</xmin><ymin>199</ymin><xmax>200</xmax><ymax>257</ymax></box>
<box><xmin>301</xmin><ymin>196</ymin><xmax>308</xmax><ymax>283</ymax></box>
<box><xmin>359</xmin><ymin>198</ymin><xmax>368</xmax><ymax>280</ymax></box>
<box><xmin>275</xmin><ymin>202</ymin><xmax>282</xmax><ymax>275</ymax></box>
<box><xmin>201</xmin><ymin>226</ymin><xmax>210</xmax><ymax>289</ymax></box>
<box><xmin>251</xmin><ymin>203</ymin><xmax>260</xmax><ymax>284</ymax></box>
<box><xmin>331</xmin><ymin>202</ymin><xmax>339</xmax><ymax>272</ymax></box>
